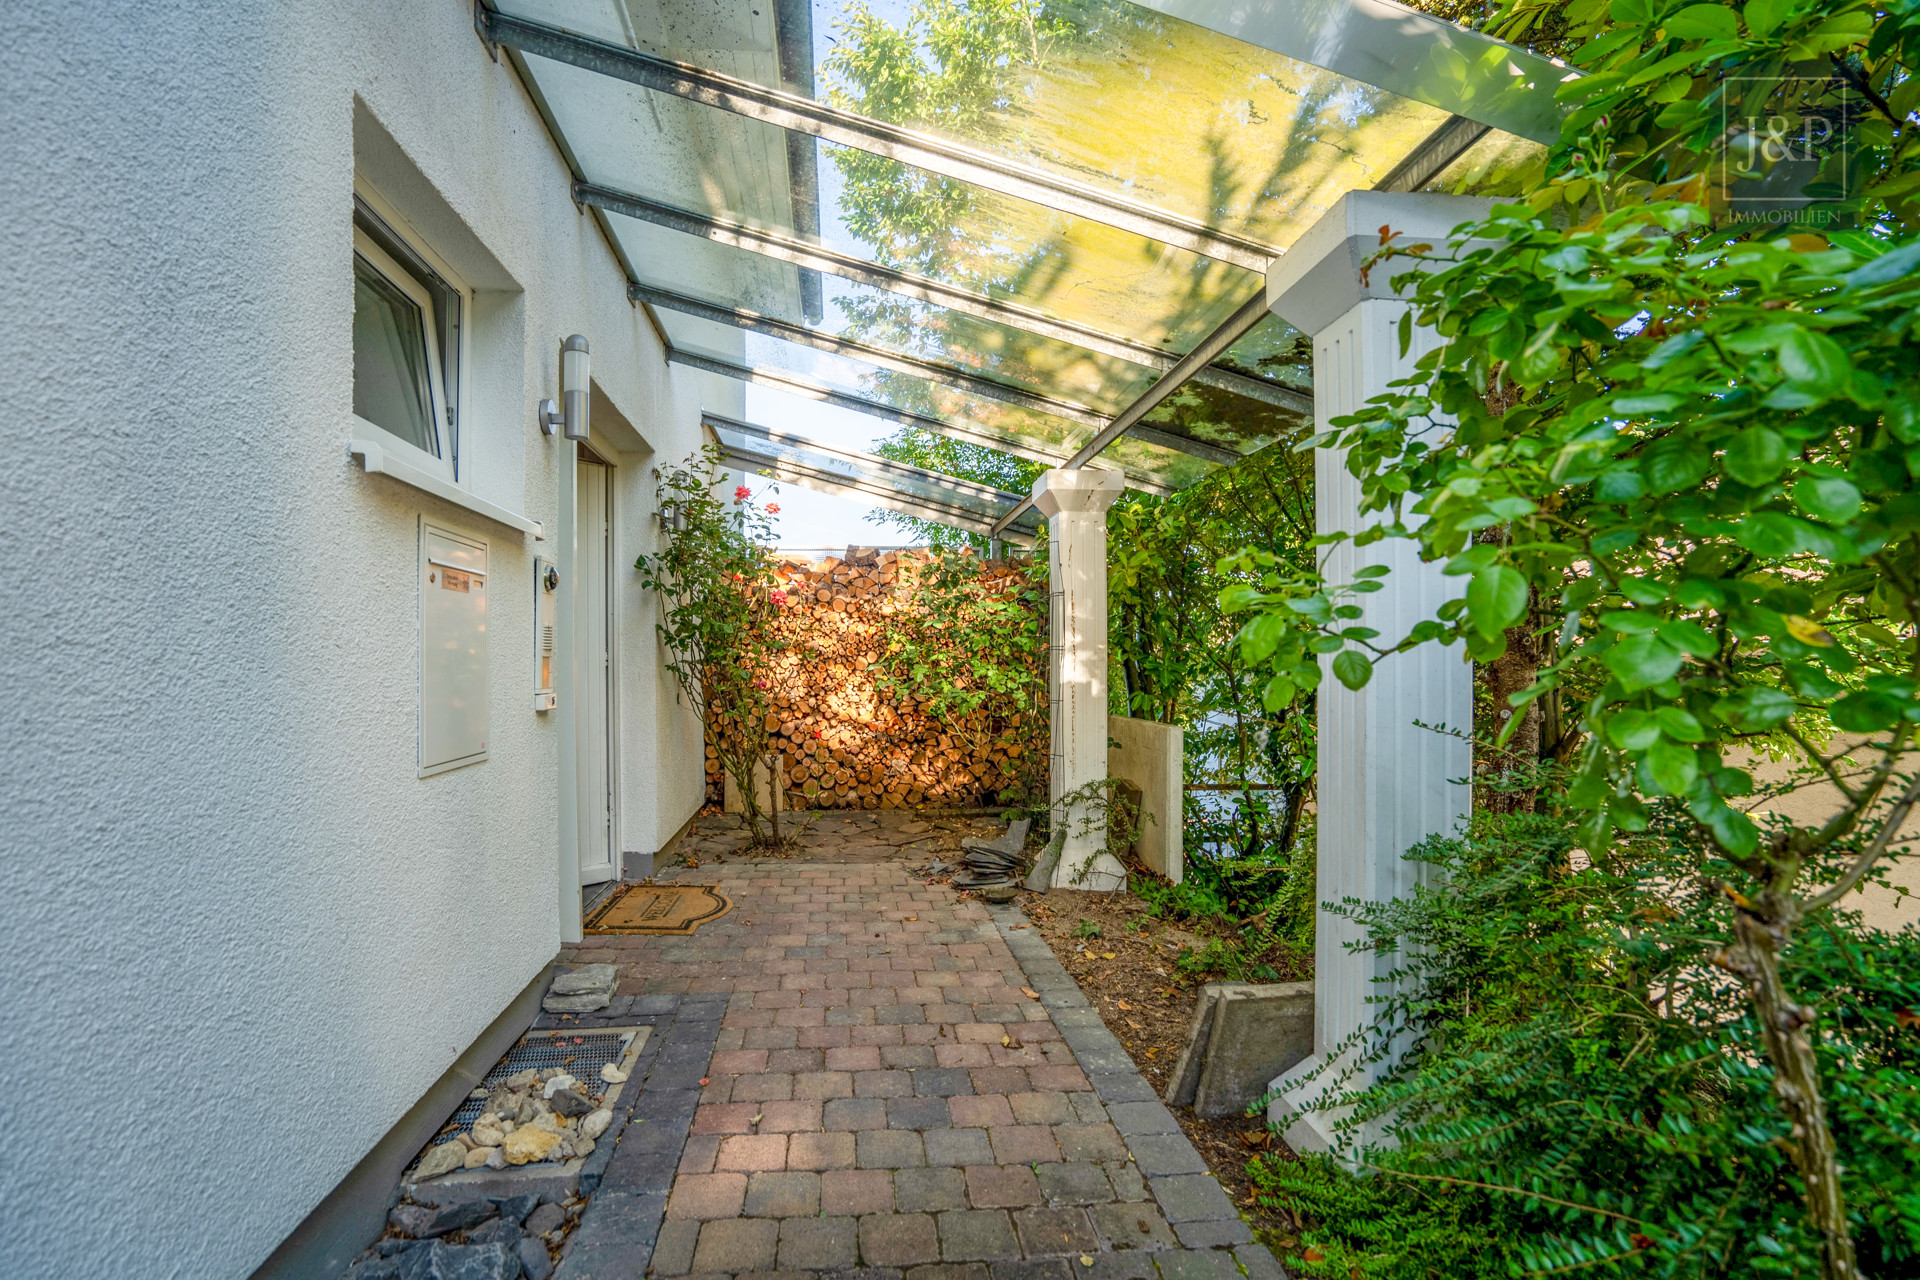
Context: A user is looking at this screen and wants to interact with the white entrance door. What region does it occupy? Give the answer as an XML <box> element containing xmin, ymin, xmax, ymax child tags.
<box><xmin>576</xmin><ymin>455</ymin><xmax>617</xmax><ymax>885</ymax></box>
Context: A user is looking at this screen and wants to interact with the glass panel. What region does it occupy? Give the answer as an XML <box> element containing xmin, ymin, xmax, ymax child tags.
<box><xmin>499</xmin><ymin>0</ymin><xmax>1450</xmax><ymax>251</ymax></box>
<box><xmin>661</xmin><ymin>310</ymin><xmax>1219</xmax><ymax>490</ymax></box>
<box><xmin>710</xmin><ymin>417</ymin><xmax>1045</xmax><ymax>536</ymax></box>
<box><xmin>352</xmin><ymin>255</ymin><xmax>438</xmax><ymax>456</ymax></box>
<box><xmin>609</xmin><ymin>211</ymin><xmax>1166</xmax><ymax>414</ymax></box>
<box><xmin>1423</xmin><ymin>129</ymin><xmax>1548</xmax><ymax>199</ymax></box>
<box><xmin>517</xmin><ymin>51</ymin><xmax>1267</xmax><ymax>358</ymax></box>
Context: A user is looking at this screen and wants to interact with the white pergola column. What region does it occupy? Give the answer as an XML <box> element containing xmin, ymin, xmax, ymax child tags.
<box><xmin>1033</xmin><ymin>467</ymin><xmax>1126</xmax><ymax>891</ymax></box>
<box><xmin>1263</xmin><ymin>192</ymin><xmax>1486</xmax><ymax>1151</ymax></box>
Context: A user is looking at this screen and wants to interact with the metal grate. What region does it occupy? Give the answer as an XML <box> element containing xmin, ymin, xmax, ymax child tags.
<box><xmin>447</xmin><ymin>1030</ymin><xmax>633</xmax><ymax>1133</ymax></box>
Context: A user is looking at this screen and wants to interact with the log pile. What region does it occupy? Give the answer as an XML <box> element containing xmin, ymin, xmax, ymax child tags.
<box><xmin>703</xmin><ymin>548</ymin><xmax>1042</xmax><ymax>811</ymax></box>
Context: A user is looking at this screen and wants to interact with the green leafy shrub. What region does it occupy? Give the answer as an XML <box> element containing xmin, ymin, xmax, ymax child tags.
<box><xmin>1254</xmin><ymin>806</ymin><xmax>1920</xmax><ymax>1278</ymax></box>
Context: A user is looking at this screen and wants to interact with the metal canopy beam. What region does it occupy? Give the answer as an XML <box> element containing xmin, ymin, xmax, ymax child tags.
<box><xmin>706</xmin><ymin>412</ymin><xmax>1040</xmax><ymax>542</ymax></box>
<box><xmin>577</xmin><ymin>181</ymin><xmax>1306</xmax><ymax>410</ymax></box>
<box><xmin>664</xmin><ymin>348</ymin><xmax>1175</xmax><ymax>495</ymax></box>
<box><xmin>634</xmin><ymin>282</ymin><xmax>1108</xmax><ymax>427</ymax></box>
<box><xmin>479</xmin><ymin>7</ymin><xmax>1278</xmax><ymax>272</ymax></box>
<box><xmin>989</xmin><ymin>292</ymin><xmax>1271</xmax><ymax>535</ymax></box>
<box><xmin>635</xmin><ymin>283</ymin><xmax>1238</xmax><ymax>466</ymax></box>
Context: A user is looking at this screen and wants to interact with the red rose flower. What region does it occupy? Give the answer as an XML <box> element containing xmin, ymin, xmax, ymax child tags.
<box><xmin>734</xmin><ymin>485</ymin><xmax>752</xmax><ymax>500</ymax></box>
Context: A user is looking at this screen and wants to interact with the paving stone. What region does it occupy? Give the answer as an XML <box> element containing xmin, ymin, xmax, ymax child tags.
<box><xmin>988</xmin><ymin>1125</ymin><xmax>1060</xmax><ymax>1165</ymax></box>
<box><xmin>1103</xmin><ymin>1162</ymin><xmax>1148</xmax><ymax>1203</ymax></box>
<box><xmin>858</xmin><ymin>1128</ymin><xmax>928</xmax><ymax>1169</ymax></box>
<box><xmin>894</xmin><ymin>1166</ymin><xmax>969</xmax><ymax>1213</ymax></box>
<box><xmin>1233</xmin><ymin>1245</ymin><xmax>1287</xmax><ymax>1280</ymax></box>
<box><xmin>732</xmin><ymin>1073</ymin><xmax>796</xmax><ymax>1103</ymax></box>
<box><xmin>950</xmin><ymin>1095</ymin><xmax>1017</xmax><ymax>1128</ymax></box>
<box><xmin>1007</xmin><ymin>1093</ymin><xmax>1074</xmax><ymax>1125</ymax></box>
<box><xmin>1035</xmin><ymin>1162</ymin><xmax>1115</xmax><ymax>1207</ymax></box>
<box><xmin>908</xmin><ymin>1266</ymin><xmax>990</xmax><ymax>1280</ymax></box>
<box><xmin>859</xmin><ymin>1214</ymin><xmax>941</xmax><ymax>1267</ymax></box>
<box><xmin>717</xmin><ymin>1133</ymin><xmax>789</xmax><ymax>1172</ymax></box>
<box><xmin>857</xmin><ymin>1070</ymin><xmax>917</xmax><ymax>1098</ymax></box>
<box><xmin>648</xmin><ymin>1220</ymin><xmax>701</xmax><ymax>1275</ymax></box>
<box><xmin>794</xmin><ymin>1069</ymin><xmax>856</xmax><ymax>1100</ymax></box>
<box><xmin>884</xmin><ymin>1045</ymin><xmax>940</xmax><ymax>1069</ymax></box>
<box><xmin>965</xmin><ymin>1164</ymin><xmax>1043</xmax><ymax>1210</ymax></box>
<box><xmin>666</xmin><ymin>1172</ymin><xmax>747</xmax><ymax>1220</ymax></box>
<box><xmin>1053</xmin><ymin>1124</ymin><xmax>1127</xmax><ymax>1164</ymax></box>
<box><xmin>937</xmin><ymin>1209</ymin><xmax>1021</xmax><ymax>1262</ymax></box>
<box><xmin>1082</xmin><ymin>1254</ymin><xmax>1157</xmax><ymax>1280</ymax></box>
<box><xmin>1105</xmin><ymin>1102</ymin><xmax>1179</xmax><ymax>1137</ymax></box>
<box><xmin>878</xmin><ymin>1004</ymin><xmax>928</xmax><ymax>1025</ymax></box>
<box><xmin>826</xmin><ymin>1097</ymin><xmax>891</xmax><ymax>1131</ymax></box>
<box><xmin>1151</xmin><ymin>1251</ymin><xmax>1240</xmax><ymax>1280</ymax></box>
<box><xmin>1087</xmin><ymin>1203</ymin><xmax>1177</xmax><ymax>1251</ymax></box>
<box><xmin>914</xmin><ymin>1067</ymin><xmax>977</xmax><ymax>1097</ymax></box>
<box><xmin>968</xmin><ymin>1067</ymin><xmax>1029</xmax><ymax>1096</ymax></box>
<box><xmin>1067</xmin><ymin>1094</ymin><xmax>1107</xmax><ymax>1126</ymax></box>
<box><xmin>1126</xmin><ymin>1135</ymin><xmax>1206</xmax><ymax>1178</ymax></box>
<box><xmin>829</xmin><ymin>1046</ymin><xmax>885</xmax><ymax>1072</ymax></box>
<box><xmin>745</xmin><ymin>1171</ymin><xmax>821</xmax><ymax>1217</ymax></box>
<box><xmin>787</xmin><ymin>1130</ymin><xmax>857</xmax><ymax>1171</ymax></box>
<box><xmin>1009</xmin><ymin>1207</ymin><xmax>1100</xmax><ymax>1258</ymax></box>
<box><xmin>777</xmin><ymin>1217</ymin><xmax>860</xmax><ymax>1270</ymax></box>
<box><xmin>824</xmin><ymin>1168</ymin><xmax>898</xmax><ymax>1217</ymax></box>
<box><xmin>692</xmin><ymin>1219</ymin><xmax>780</xmax><ymax>1274</ymax></box>
<box><xmin>890</xmin><ymin>1095</ymin><xmax>955</xmax><ymax>1130</ymax></box>
<box><xmin>1171</xmin><ymin>1219</ymin><xmax>1253</xmax><ymax>1249</ymax></box>
<box><xmin>924</xmin><ymin>1127</ymin><xmax>996</xmax><ymax>1167</ymax></box>
<box><xmin>989</xmin><ymin>1262</ymin><xmax>1074</xmax><ymax>1280</ymax></box>
<box><xmin>1147</xmin><ymin>1175</ymin><xmax>1236</xmax><ymax>1224</ymax></box>
<box><xmin>758</xmin><ymin>1099</ymin><xmax>825</xmax><ymax>1133</ymax></box>
<box><xmin>1086</xmin><ymin>1074</ymin><xmax>1158</xmax><ymax>1105</ymax></box>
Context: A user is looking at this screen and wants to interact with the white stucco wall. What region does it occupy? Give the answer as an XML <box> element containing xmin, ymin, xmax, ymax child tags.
<box><xmin>0</xmin><ymin>2</ymin><xmax>716</xmax><ymax>1274</ymax></box>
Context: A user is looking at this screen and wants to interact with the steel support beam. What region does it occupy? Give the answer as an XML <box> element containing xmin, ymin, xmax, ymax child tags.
<box><xmin>706</xmin><ymin>412</ymin><xmax>1039</xmax><ymax>542</ymax></box>
<box><xmin>663</xmin><ymin>348</ymin><xmax>1175</xmax><ymax>495</ymax></box>
<box><xmin>990</xmin><ymin>293</ymin><xmax>1271</xmax><ymax>535</ymax></box>
<box><xmin>480</xmin><ymin>7</ymin><xmax>1278</xmax><ymax>272</ymax></box>
<box><xmin>577</xmin><ymin>181</ymin><xmax>1303</xmax><ymax>409</ymax></box>
<box><xmin>1374</xmin><ymin>115</ymin><xmax>1492</xmax><ymax>194</ymax></box>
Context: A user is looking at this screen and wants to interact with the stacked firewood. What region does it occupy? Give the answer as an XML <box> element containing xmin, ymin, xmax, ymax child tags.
<box><xmin>702</xmin><ymin>548</ymin><xmax>1040</xmax><ymax>810</ymax></box>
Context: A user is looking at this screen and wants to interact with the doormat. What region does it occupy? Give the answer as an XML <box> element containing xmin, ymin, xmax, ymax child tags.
<box><xmin>585</xmin><ymin>884</ymin><xmax>731</xmax><ymax>935</ymax></box>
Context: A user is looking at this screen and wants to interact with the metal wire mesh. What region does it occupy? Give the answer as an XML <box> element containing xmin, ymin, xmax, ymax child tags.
<box><xmin>448</xmin><ymin>1030</ymin><xmax>632</xmax><ymax>1132</ymax></box>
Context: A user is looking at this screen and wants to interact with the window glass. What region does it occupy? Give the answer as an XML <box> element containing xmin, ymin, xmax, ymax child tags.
<box><xmin>353</xmin><ymin>251</ymin><xmax>440</xmax><ymax>457</ymax></box>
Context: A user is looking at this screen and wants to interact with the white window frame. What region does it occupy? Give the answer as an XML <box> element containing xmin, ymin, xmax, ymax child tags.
<box><xmin>352</xmin><ymin>224</ymin><xmax>455</xmax><ymax>484</ymax></box>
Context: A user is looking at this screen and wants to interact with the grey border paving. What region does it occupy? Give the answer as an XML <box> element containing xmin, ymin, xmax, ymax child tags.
<box><xmin>983</xmin><ymin>904</ymin><xmax>1288</xmax><ymax>1280</ymax></box>
<box><xmin>553</xmin><ymin>992</ymin><xmax>727</xmax><ymax>1279</ymax></box>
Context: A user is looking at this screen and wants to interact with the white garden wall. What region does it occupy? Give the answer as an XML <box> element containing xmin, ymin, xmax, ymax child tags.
<box><xmin>0</xmin><ymin>1</ymin><xmax>721</xmax><ymax>1274</ymax></box>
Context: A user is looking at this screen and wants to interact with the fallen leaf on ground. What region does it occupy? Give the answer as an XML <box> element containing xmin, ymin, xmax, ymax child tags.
<box><xmin>751</xmin><ymin>1114</ymin><xmax>764</xmax><ymax>1125</ymax></box>
<box><xmin>1116</xmin><ymin>999</ymin><xmax>1132</xmax><ymax>1011</ymax></box>
<box><xmin>1101</xmin><ymin>952</ymin><xmax>1116</xmax><ymax>960</ymax></box>
<box><xmin>698</xmin><ymin>1078</ymin><xmax>709</xmax><ymax>1086</ymax></box>
<box><xmin>1021</xmin><ymin>987</ymin><xmax>1040</xmax><ymax>999</ymax></box>
<box><xmin>1001</xmin><ymin>1035</ymin><xmax>1012</xmax><ymax>1046</ymax></box>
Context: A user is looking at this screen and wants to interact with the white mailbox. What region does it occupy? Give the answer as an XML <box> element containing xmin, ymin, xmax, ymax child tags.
<box><xmin>419</xmin><ymin>521</ymin><xmax>489</xmax><ymax>776</ymax></box>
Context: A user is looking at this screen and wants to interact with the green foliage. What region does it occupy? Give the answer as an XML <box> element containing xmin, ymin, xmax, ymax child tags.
<box><xmin>1257</xmin><ymin>807</ymin><xmax>1920</xmax><ymax>1278</ymax></box>
<box><xmin>1071</xmin><ymin>918</ymin><xmax>1102</xmax><ymax>939</ymax></box>
<box><xmin>1222</xmin><ymin>0</ymin><xmax>1920</xmax><ymax>1264</ymax></box>
<box><xmin>867</xmin><ymin>430</ymin><xmax>1046</xmax><ymax>550</ymax></box>
<box><xmin>633</xmin><ymin>448</ymin><xmax>789</xmax><ymax>844</ymax></box>
<box><xmin>872</xmin><ymin>548</ymin><xmax>1048</xmax><ymax>804</ymax></box>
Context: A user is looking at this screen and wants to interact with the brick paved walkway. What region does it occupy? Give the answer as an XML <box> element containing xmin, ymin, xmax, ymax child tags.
<box><xmin>551</xmin><ymin>828</ymin><xmax>1282</xmax><ymax>1280</ymax></box>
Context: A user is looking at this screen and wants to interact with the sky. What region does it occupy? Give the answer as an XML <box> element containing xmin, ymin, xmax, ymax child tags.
<box><xmin>736</xmin><ymin>380</ymin><xmax>903</xmax><ymax>550</ymax></box>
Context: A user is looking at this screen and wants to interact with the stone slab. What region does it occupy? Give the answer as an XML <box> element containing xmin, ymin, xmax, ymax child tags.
<box><xmin>1164</xmin><ymin>983</ymin><xmax>1312</xmax><ymax>1119</ymax></box>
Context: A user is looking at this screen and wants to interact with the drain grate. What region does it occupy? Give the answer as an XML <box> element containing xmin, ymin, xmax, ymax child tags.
<box><xmin>448</xmin><ymin>1029</ymin><xmax>633</xmax><ymax>1132</ymax></box>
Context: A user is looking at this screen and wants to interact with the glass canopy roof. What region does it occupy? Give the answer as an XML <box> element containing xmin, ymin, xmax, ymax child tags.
<box><xmin>478</xmin><ymin>0</ymin><xmax>1557</xmax><ymax>526</ymax></box>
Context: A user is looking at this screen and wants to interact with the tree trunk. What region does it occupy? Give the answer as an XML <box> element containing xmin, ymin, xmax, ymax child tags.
<box><xmin>1725</xmin><ymin>898</ymin><xmax>1859</xmax><ymax>1280</ymax></box>
<box><xmin>1479</xmin><ymin>617</ymin><xmax>1543</xmax><ymax>815</ymax></box>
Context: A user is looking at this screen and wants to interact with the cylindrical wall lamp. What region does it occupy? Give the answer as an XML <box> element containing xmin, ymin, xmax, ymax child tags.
<box><xmin>561</xmin><ymin>334</ymin><xmax>591</xmax><ymax>442</ymax></box>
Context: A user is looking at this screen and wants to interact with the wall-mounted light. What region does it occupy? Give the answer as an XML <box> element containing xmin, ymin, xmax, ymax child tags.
<box><xmin>561</xmin><ymin>334</ymin><xmax>590</xmax><ymax>442</ymax></box>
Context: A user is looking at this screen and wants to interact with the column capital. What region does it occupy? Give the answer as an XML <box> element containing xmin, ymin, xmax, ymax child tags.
<box><xmin>1265</xmin><ymin>191</ymin><xmax>1494</xmax><ymax>337</ymax></box>
<box><xmin>1031</xmin><ymin>466</ymin><xmax>1124</xmax><ymax>519</ymax></box>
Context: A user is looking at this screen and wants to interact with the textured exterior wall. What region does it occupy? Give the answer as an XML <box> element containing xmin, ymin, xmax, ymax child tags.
<box><xmin>0</xmin><ymin>2</ymin><xmax>715</xmax><ymax>1274</ymax></box>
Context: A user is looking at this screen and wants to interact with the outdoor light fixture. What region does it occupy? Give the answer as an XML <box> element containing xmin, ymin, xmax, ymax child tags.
<box><xmin>561</xmin><ymin>334</ymin><xmax>590</xmax><ymax>442</ymax></box>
